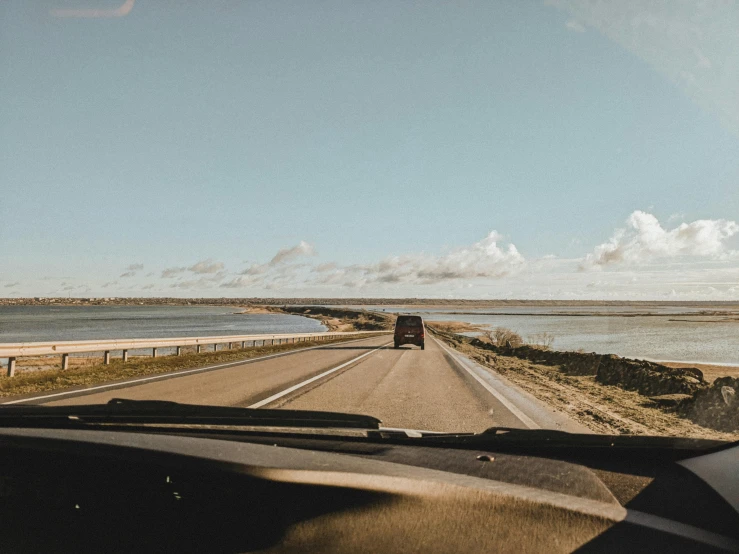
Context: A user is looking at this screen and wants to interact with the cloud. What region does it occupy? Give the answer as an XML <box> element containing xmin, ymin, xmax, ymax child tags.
<box><xmin>361</xmin><ymin>231</ymin><xmax>524</xmax><ymax>285</ymax></box>
<box><xmin>169</xmin><ymin>272</ymin><xmax>227</xmax><ymax>290</ymax></box>
<box><xmin>61</xmin><ymin>284</ymin><xmax>89</xmax><ymax>292</ymax></box>
<box><xmin>125</xmin><ymin>263</ymin><xmax>144</xmax><ymax>271</ymax></box>
<box><xmin>50</xmin><ymin>0</ymin><xmax>135</xmax><ymax>18</ymax></box>
<box><xmin>220</xmin><ymin>275</ymin><xmax>263</xmax><ymax>289</ymax></box>
<box><xmin>313</xmin><ymin>262</ymin><xmax>338</xmax><ymax>273</ymax></box>
<box><xmin>581</xmin><ymin>211</ymin><xmax>739</xmax><ymax>269</ymax></box>
<box><xmin>311</xmin><ymin>231</ymin><xmax>525</xmax><ymax>288</ymax></box>
<box><xmin>101</xmin><ymin>281</ymin><xmax>118</xmax><ymax>288</ymax></box>
<box><xmin>4</xmin><ymin>282</ymin><xmax>20</xmax><ymax>288</ymax></box>
<box><xmin>547</xmin><ymin>0</ymin><xmax>739</xmax><ymax>136</ymax></box>
<box><xmin>236</xmin><ymin>241</ymin><xmax>315</xmax><ymax>278</ymax></box>
<box><xmin>161</xmin><ymin>267</ymin><xmax>187</xmax><ymax>278</ymax></box>
<box><xmin>240</xmin><ymin>263</ymin><xmax>269</xmax><ymax>276</ymax></box>
<box><xmin>119</xmin><ymin>271</ymin><xmax>137</xmax><ymax>278</ymax></box>
<box><xmin>188</xmin><ymin>259</ymin><xmax>225</xmax><ymax>274</ymax></box>
<box><xmin>219</xmin><ymin>232</ymin><xmax>524</xmax><ymax>290</ymax></box>
<box><xmin>269</xmin><ymin>241</ymin><xmax>316</xmax><ymax>266</ymax></box>
<box><xmin>565</xmin><ymin>19</ymin><xmax>585</xmax><ymax>32</ymax></box>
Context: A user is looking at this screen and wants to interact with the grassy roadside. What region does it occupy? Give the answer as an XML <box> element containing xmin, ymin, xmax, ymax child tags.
<box><xmin>0</xmin><ymin>334</ymin><xmax>383</xmax><ymax>400</ymax></box>
<box><xmin>430</xmin><ymin>328</ymin><xmax>737</xmax><ymax>441</ymax></box>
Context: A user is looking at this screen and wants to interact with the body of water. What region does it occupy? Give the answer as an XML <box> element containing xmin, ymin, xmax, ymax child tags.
<box><xmin>0</xmin><ymin>306</ymin><xmax>325</xmax><ymax>344</ymax></box>
<box><xmin>344</xmin><ymin>305</ymin><xmax>739</xmax><ymax>365</ymax></box>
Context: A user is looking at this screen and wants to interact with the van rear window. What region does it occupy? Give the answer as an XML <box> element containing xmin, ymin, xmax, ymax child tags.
<box><xmin>396</xmin><ymin>316</ymin><xmax>422</xmax><ymax>327</ymax></box>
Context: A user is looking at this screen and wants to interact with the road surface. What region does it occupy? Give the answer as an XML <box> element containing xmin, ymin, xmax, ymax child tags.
<box><xmin>29</xmin><ymin>334</ymin><xmax>587</xmax><ymax>433</ymax></box>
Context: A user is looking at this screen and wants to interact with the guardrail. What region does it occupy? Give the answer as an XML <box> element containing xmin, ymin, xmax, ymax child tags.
<box><xmin>0</xmin><ymin>330</ymin><xmax>389</xmax><ymax>377</ymax></box>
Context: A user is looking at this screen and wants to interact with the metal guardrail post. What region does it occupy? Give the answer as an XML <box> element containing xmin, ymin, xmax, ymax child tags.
<box><xmin>241</xmin><ymin>341</ymin><xmax>246</xmax><ymax>348</ymax></box>
<box><xmin>152</xmin><ymin>348</ymin><xmax>158</xmax><ymax>358</ymax></box>
<box><xmin>196</xmin><ymin>345</ymin><xmax>202</xmax><ymax>354</ymax></box>
<box><xmin>176</xmin><ymin>346</ymin><xmax>181</xmax><ymax>356</ymax></box>
<box><xmin>7</xmin><ymin>357</ymin><xmax>16</xmax><ymax>377</ymax></box>
<box><xmin>104</xmin><ymin>351</ymin><xmax>111</xmax><ymax>365</ymax></box>
<box><xmin>122</xmin><ymin>350</ymin><xmax>129</xmax><ymax>362</ymax></box>
<box><xmin>62</xmin><ymin>353</ymin><xmax>69</xmax><ymax>370</ymax></box>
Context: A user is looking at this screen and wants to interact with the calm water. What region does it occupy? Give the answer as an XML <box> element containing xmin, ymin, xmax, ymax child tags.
<box><xmin>345</xmin><ymin>305</ymin><xmax>739</xmax><ymax>365</ymax></box>
<box><xmin>0</xmin><ymin>306</ymin><xmax>325</xmax><ymax>343</ymax></box>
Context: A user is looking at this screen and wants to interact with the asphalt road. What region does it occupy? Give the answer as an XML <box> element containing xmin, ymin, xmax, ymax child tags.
<box><xmin>41</xmin><ymin>334</ymin><xmax>588</xmax><ymax>433</ymax></box>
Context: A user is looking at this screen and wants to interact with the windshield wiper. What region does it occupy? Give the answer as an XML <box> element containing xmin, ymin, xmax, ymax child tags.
<box><xmin>391</xmin><ymin>426</ymin><xmax>729</xmax><ymax>451</ymax></box>
<box><xmin>0</xmin><ymin>398</ymin><xmax>382</xmax><ymax>430</ymax></box>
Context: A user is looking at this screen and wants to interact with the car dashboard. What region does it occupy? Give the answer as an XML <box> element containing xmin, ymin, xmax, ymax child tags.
<box><xmin>0</xmin><ymin>427</ymin><xmax>736</xmax><ymax>553</ymax></box>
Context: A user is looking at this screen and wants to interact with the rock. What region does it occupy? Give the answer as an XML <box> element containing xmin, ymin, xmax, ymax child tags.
<box><xmin>649</xmin><ymin>394</ymin><xmax>693</xmax><ymax>408</ymax></box>
<box><xmin>679</xmin><ymin>377</ymin><xmax>739</xmax><ymax>432</ymax></box>
<box><xmin>463</xmin><ymin>334</ymin><xmax>707</xmax><ymax>397</ymax></box>
<box><xmin>721</xmin><ymin>386</ymin><xmax>735</xmax><ymax>406</ymax></box>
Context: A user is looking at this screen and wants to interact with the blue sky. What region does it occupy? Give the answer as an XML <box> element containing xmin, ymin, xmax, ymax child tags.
<box><xmin>2</xmin><ymin>1</ymin><xmax>738</xmax><ymax>299</ymax></box>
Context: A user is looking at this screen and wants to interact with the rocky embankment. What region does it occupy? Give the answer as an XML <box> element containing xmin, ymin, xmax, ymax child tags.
<box><xmin>438</xmin><ymin>331</ymin><xmax>737</xmax><ymax>433</ymax></box>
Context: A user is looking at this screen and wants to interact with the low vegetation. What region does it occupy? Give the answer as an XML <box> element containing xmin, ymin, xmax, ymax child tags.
<box><xmin>0</xmin><ymin>335</ymin><xmax>366</xmax><ymax>400</ymax></box>
<box><xmin>274</xmin><ymin>306</ymin><xmax>395</xmax><ymax>332</ymax></box>
<box><xmin>432</xmin><ymin>327</ymin><xmax>738</xmax><ymax>440</ymax></box>
<box><xmin>425</xmin><ymin>321</ymin><xmax>483</xmax><ymax>334</ymax></box>
<box><xmin>484</xmin><ymin>327</ymin><xmax>524</xmax><ymax>348</ymax></box>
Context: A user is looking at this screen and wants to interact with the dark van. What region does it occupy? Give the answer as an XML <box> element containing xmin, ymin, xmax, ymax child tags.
<box><xmin>394</xmin><ymin>315</ymin><xmax>425</xmax><ymax>350</ymax></box>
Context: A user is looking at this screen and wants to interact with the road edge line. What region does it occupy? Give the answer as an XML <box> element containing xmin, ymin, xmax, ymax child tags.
<box><xmin>432</xmin><ymin>336</ymin><xmax>540</xmax><ymax>429</ymax></box>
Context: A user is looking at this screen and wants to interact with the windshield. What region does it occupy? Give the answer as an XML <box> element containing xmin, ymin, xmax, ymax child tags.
<box><xmin>1</xmin><ymin>1</ymin><xmax>738</xmax><ymax>443</ymax></box>
<box><xmin>396</xmin><ymin>316</ymin><xmax>422</xmax><ymax>327</ymax></box>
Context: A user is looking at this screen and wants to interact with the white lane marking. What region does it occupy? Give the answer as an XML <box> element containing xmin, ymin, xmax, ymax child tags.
<box><xmin>2</xmin><ymin>335</ymin><xmax>390</xmax><ymax>405</ymax></box>
<box><xmin>248</xmin><ymin>342</ymin><xmax>391</xmax><ymax>408</ymax></box>
<box><xmin>432</xmin><ymin>336</ymin><xmax>540</xmax><ymax>429</ymax></box>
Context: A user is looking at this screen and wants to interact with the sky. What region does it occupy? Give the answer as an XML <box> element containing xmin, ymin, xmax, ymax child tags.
<box><xmin>1</xmin><ymin>0</ymin><xmax>738</xmax><ymax>299</ymax></box>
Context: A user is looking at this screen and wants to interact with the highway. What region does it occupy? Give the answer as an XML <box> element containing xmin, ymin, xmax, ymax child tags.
<box><xmin>34</xmin><ymin>334</ymin><xmax>587</xmax><ymax>433</ymax></box>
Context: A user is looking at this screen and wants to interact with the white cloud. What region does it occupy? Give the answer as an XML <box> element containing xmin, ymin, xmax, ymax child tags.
<box><xmin>4</xmin><ymin>282</ymin><xmax>20</xmax><ymax>288</ymax></box>
<box><xmin>269</xmin><ymin>241</ymin><xmax>316</xmax><ymax>266</ymax></box>
<box><xmin>547</xmin><ymin>0</ymin><xmax>739</xmax><ymax>136</ymax></box>
<box><xmin>313</xmin><ymin>231</ymin><xmax>525</xmax><ymax>288</ymax></box>
<box><xmin>125</xmin><ymin>263</ymin><xmax>144</xmax><ymax>271</ymax></box>
<box><xmin>216</xmin><ymin>233</ymin><xmax>523</xmax><ymax>291</ymax></box>
<box><xmin>312</xmin><ymin>262</ymin><xmax>338</xmax><ymax>273</ymax></box>
<box><xmin>170</xmin><ymin>271</ymin><xmax>227</xmax><ymax>290</ymax></box>
<box><xmin>240</xmin><ymin>263</ymin><xmax>269</xmax><ymax>276</ymax></box>
<box><xmin>50</xmin><ymin>0</ymin><xmax>135</xmax><ymax>19</ymax></box>
<box><xmin>119</xmin><ymin>271</ymin><xmax>137</xmax><ymax>278</ymax></box>
<box><xmin>565</xmin><ymin>19</ymin><xmax>585</xmax><ymax>32</ymax></box>
<box><xmin>188</xmin><ymin>259</ymin><xmax>225</xmax><ymax>274</ymax></box>
<box><xmin>161</xmin><ymin>267</ymin><xmax>187</xmax><ymax>278</ymax></box>
<box><xmin>581</xmin><ymin>211</ymin><xmax>739</xmax><ymax>269</ymax></box>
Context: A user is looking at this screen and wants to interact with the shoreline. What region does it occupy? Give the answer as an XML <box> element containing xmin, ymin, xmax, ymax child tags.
<box><xmin>3</xmin><ymin>298</ymin><xmax>739</xmax><ymax>309</ymax></box>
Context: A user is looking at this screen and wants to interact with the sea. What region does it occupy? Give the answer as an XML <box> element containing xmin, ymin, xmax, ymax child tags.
<box><xmin>348</xmin><ymin>305</ymin><xmax>739</xmax><ymax>365</ymax></box>
<box><xmin>0</xmin><ymin>305</ymin><xmax>325</xmax><ymax>363</ymax></box>
<box><xmin>2</xmin><ymin>304</ymin><xmax>738</xmax><ymax>366</ymax></box>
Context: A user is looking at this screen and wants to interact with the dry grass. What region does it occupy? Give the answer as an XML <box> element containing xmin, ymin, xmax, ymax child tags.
<box><xmin>0</xmin><ymin>335</ymin><xmax>367</xmax><ymax>400</ymax></box>
<box><xmin>427</xmin><ymin>321</ymin><xmax>485</xmax><ymax>334</ymax></box>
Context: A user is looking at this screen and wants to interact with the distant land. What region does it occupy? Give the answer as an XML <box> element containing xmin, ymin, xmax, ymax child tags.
<box><xmin>2</xmin><ymin>297</ymin><xmax>739</xmax><ymax>308</ymax></box>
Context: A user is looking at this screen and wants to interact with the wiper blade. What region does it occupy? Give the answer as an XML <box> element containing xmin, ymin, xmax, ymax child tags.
<box><xmin>404</xmin><ymin>426</ymin><xmax>728</xmax><ymax>450</ymax></box>
<box><xmin>0</xmin><ymin>398</ymin><xmax>382</xmax><ymax>430</ymax></box>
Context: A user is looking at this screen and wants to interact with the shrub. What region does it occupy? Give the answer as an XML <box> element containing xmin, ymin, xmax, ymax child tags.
<box><xmin>484</xmin><ymin>327</ymin><xmax>523</xmax><ymax>348</ymax></box>
<box><xmin>527</xmin><ymin>332</ymin><xmax>555</xmax><ymax>349</ymax></box>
